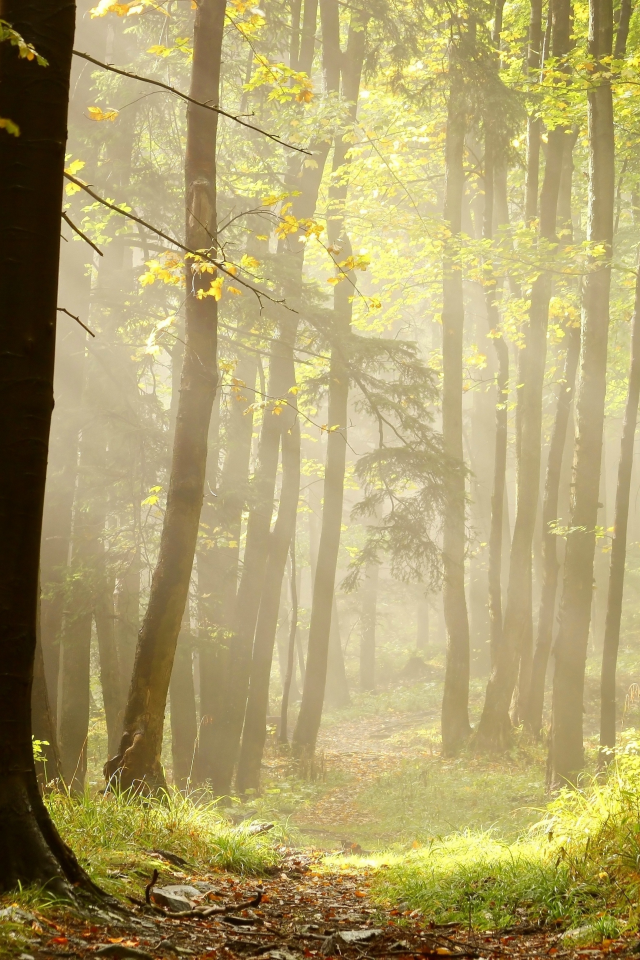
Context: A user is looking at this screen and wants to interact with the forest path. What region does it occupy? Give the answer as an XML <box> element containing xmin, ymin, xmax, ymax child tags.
<box><xmin>11</xmin><ymin>847</ymin><xmax>619</xmax><ymax>960</ymax></box>
<box><xmin>288</xmin><ymin>710</ymin><xmax>440</xmax><ymax>849</ymax></box>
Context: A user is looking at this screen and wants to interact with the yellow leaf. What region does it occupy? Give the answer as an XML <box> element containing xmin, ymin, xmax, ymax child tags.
<box><xmin>240</xmin><ymin>254</ymin><xmax>260</xmax><ymax>270</ymax></box>
<box><xmin>227</xmin><ymin>286</ymin><xmax>242</xmax><ymax>296</ymax></box>
<box><xmin>0</xmin><ymin>117</ymin><xmax>20</xmax><ymax>137</ymax></box>
<box><xmin>87</xmin><ymin>106</ymin><xmax>119</xmax><ymax>122</ymax></box>
<box><xmin>65</xmin><ymin>159</ymin><xmax>85</xmax><ymax>176</ymax></box>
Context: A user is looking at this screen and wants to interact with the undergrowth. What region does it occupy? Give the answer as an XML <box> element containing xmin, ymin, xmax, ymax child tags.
<box><xmin>365</xmin><ymin>737</ymin><xmax>640</xmax><ymax>939</ymax></box>
<box><xmin>45</xmin><ymin>789</ymin><xmax>283</xmax><ymax>895</ymax></box>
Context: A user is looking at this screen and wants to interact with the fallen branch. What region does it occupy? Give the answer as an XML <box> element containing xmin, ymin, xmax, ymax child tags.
<box><xmin>73</xmin><ymin>50</ymin><xmax>311</xmax><ymax>156</ymax></box>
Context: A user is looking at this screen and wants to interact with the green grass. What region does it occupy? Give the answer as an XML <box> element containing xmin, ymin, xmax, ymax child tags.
<box><xmin>45</xmin><ymin>788</ymin><xmax>283</xmax><ymax>896</ymax></box>
<box><xmin>362</xmin><ymin>736</ymin><xmax>640</xmax><ymax>937</ymax></box>
<box><xmin>355</xmin><ymin>748</ymin><xmax>547</xmax><ymax>844</ymax></box>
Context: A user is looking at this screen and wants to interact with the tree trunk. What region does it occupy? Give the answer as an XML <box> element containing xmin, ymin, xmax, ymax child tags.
<box><xmin>360</xmin><ymin>564</ymin><xmax>379</xmax><ymax>690</ymax></box>
<box><xmin>105</xmin><ymin>0</ymin><xmax>223</xmax><ymax>792</ymax></box>
<box><xmin>475</xmin><ymin>0</ymin><xmax>572</xmax><ymax>751</ymax></box>
<box><xmin>292</xmin><ymin>4</ymin><xmax>367</xmax><ymax>756</ymax></box>
<box><xmin>599</xmin><ymin>260</ymin><xmax>640</xmax><ymax>759</ymax></box>
<box><xmin>0</xmin><ymin>0</ymin><xmax>102</xmax><ymax>894</ymax></box>
<box><xmin>170</xmin><ymin>614</ymin><xmax>198</xmax><ymax>791</ymax></box>
<box><xmin>33</xmin><ymin>597</ymin><xmax>62</xmax><ymax>787</ymax></box>
<box><xmin>550</xmin><ymin>0</ymin><xmax>614</xmax><ymax>787</ymax></box>
<box><xmin>195</xmin><ymin>353</ymin><xmax>256</xmax><ymax>785</ymax></box>
<box><xmin>441</xmin><ymin>40</ymin><xmax>471</xmax><ymax>756</ymax></box>
<box><xmin>325</xmin><ymin>597</ymin><xmax>351</xmax><ymax>708</ymax></box>
<box><xmin>236</xmin><ymin>418</ymin><xmax>301</xmax><ymax>792</ymax></box>
<box><xmin>279</xmin><ymin>544</ymin><xmax>299</xmax><ymax>744</ymax></box>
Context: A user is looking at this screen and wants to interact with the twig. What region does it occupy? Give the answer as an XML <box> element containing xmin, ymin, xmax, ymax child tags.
<box><xmin>145</xmin><ymin>868</ymin><xmax>159</xmax><ymax>905</ymax></box>
<box><xmin>57</xmin><ymin>306</ymin><xmax>96</xmax><ymax>338</ymax></box>
<box><xmin>63</xmin><ymin>172</ymin><xmax>293</xmax><ymax>311</ymax></box>
<box><xmin>73</xmin><ymin>49</ymin><xmax>311</xmax><ymax>155</ymax></box>
<box><xmin>61</xmin><ymin>211</ymin><xmax>104</xmax><ymax>256</ymax></box>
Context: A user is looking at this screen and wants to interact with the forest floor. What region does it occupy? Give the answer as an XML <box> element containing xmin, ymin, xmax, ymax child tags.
<box><xmin>4</xmin><ymin>665</ymin><xmax>640</xmax><ymax>959</ymax></box>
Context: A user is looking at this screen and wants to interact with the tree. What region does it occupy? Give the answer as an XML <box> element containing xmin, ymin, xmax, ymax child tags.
<box><xmin>550</xmin><ymin>0</ymin><xmax>615</xmax><ymax>787</ymax></box>
<box><xmin>475</xmin><ymin>0</ymin><xmax>573</xmax><ymax>751</ymax></box>
<box><xmin>0</xmin><ymin>0</ymin><xmax>100</xmax><ymax>892</ymax></box>
<box><xmin>292</xmin><ymin>0</ymin><xmax>369</xmax><ymax>757</ymax></box>
<box><xmin>599</xmin><ymin>258</ymin><xmax>640</xmax><ymax>760</ymax></box>
<box><xmin>440</xmin><ymin>19</ymin><xmax>472</xmax><ymax>756</ymax></box>
<box><xmin>105</xmin><ymin>0</ymin><xmax>224</xmax><ymax>791</ymax></box>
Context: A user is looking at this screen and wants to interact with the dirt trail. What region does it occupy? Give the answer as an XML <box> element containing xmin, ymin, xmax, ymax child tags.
<box><xmin>290</xmin><ymin>713</ymin><xmax>437</xmax><ymax>847</ymax></box>
<box><xmin>12</xmin><ymin>849</ymin><xmax>634</xmax><ymax>960</ymax></box>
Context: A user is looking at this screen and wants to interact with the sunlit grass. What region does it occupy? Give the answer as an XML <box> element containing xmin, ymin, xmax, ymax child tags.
<box><xmin>361</xmin><ymin>739</ymin><xmax>640</xmax><ymax>936</ymax></box>
<box><xmin>45</xmin><ymin>788</ymin><xmax>283</xmax><ymax>895</ymax></box>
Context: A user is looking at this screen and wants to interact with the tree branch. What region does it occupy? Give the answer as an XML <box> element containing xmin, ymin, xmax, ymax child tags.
<box><xmin>57</xmin><ymin>306</ymin><xmax>96</xmax><ymax>337</ymax></box>
<box><xmin>61</xmin><ymin>211</ymin><xmax>104</xmax><ymax>256</ymax></box>
<box><xmin>63</xmin><ymin>172</ymin><xmax>294</xmax><ymax>311</ymax></box>
<box><xmin>73</xmin><ymin>50</ymin><xmax>311</xmax><ymax>156</ymax></box>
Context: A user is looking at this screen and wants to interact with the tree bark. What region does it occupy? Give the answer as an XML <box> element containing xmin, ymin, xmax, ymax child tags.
<box><xmin>599</xmin><ymin>259</ymin><xmax>640</xmax><ymax>759</ymax></box>
<box><xmin>279</xmin><ymin>544</ymin><xmax>299</xmax><ymax>744</ymax></box>
<box><xmin>105</xmin><ymin>0</ymin><xmax>223</xmax><ymax>792</ymax></box>
<box><xmin>0</xmin><ymin>0</ymin><xmax>103</xmax><ymax>894</ymax></box>
<box><xmin>441</xmin><ymin>36</ymin><xmax>472</xmax><ymax>756</ymax></box>
<box><xmin>236</xmin><ymin>418</ymin><xmax>301</xmax><ymax>792</ymax></box>
<box><xmin>550</xmin><ymin>0</ymin><xmax>615</xmax><ymax>787</ymax></box>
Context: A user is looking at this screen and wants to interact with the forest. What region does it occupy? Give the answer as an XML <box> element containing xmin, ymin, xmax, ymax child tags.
<box><xmin>4</xmin><ymin>0</ymin><xmax>640</xmax><ymax>956</ymax></box>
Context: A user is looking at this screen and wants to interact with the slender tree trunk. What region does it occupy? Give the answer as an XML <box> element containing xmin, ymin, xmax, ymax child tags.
<box><xmin>550</xmin><ymin>0</ymin><xmax>615</xmax><ymax>787</ymax></box>
<box><xmin>599</xmin><ymin>260</ymin><xmax>640</xmax><ymax>759</ymax></box>
<box><xmin>203</xmin><ymin>0</ymin><xmax>332</xmax><ymax>793</ymax></box>
<box><xmin>194</xmin><ymin>353</ymin><xmax>256</xmax><ymax>785</ymax></box>
<box><xmin>279</xmin><ymin>544</ymin><xmax>299</xmax><ymax>744</ymax></box>
<box><xmin>475</xmin><ymin>0</ymin><xmax>572</xmax><ymax>750</ymax></box>
<box><xmin>0</xmin><ymin>0</ymin><xmax>102</xmax><ymax>893</ymax></box>
<box><xmin>95</xmin><ymin>575</ymin><xmax>123</xmax><ymax>758</ymax></box>
<box><xmin>170</xmin><ymin>613</ymin><xmax>198</xmax><ymax>790</ymax></box>
<box><xmin>325</xmin><ymin>597</ymin><xmax>351</xmax><ymax>708</ymax></box>
<box><xmin>441</xmin><ymin>36</ymin><xmax>472</xmax><ymax>755</ymax></box>
<box><xmin>360</xmin><ymin>564</ymin><xmax>379</xmax><ymax>690</ymax></box>
<box><xmin>292</xmin><ymin>3</ymin><xmax>367</xmax><ymax>756</ymax></box>
<box><xmin>105</xmin><ymin>0</ymin><xmax>223</xmax><ymax>791</ymax></box>
<box><xmin>236</xmin><ymin>419</ymin><xmax>301</xmax><ymax>792</ymax></box>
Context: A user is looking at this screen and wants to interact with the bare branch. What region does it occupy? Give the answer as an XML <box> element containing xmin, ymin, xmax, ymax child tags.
<box><xmin>61</xmin><ymin>211</ymin><xmax>104</xmax><ymax>256</ymax></box>
<box><xmin>57</xmin><ymin>306</ymin><xmax>96</xmax><ymax>338</ymax></box>
<box><xmin>73</xmin><ymin>50</ymin><xmax>311</xmax><ymax>156</ymax></box>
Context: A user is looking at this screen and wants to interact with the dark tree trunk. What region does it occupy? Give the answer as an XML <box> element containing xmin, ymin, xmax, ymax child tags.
<box><xmin>105</xmin><ymin>0</ymin><xmax>223</xmax><ymax>792</ymax></box>
<box><xmin>292</xmin><ymin>4</ymin><xmax>367</xmax><ymax>756</ymax></box>
<box><xmin>236</xmin><ymin>418</ymin><xmax>301</xmax><ymax>793</ymax></box>
<box><xmin>32</xmin><ymin>599</ymin><xmax>62</xmax><ymax>787</ymax></box>
<box><xmin>95</xmin><ymin>576</ymin><xmax>123</xmax><ymax>759</ymax></box>
<box><xmin>475</xmin><ymin>0</ymin><xmax>572</xmax><ymax>751</ymax></box>
<box><xmin>41</xmin><ymin>244</ymin><xmax>88</xmax><ymax>724</ymax></box>
<box><xmin>550</xmin><ymin>0</ymin><xmax>615</xmax><ymax>787</ymax></box>
<box><xmin>599</xmin><ymin>261</ymin><xmax>640</xmax><ymax>759</ymax></box>
<box><xmin>525</xmin><ymin>0</ymin><xmax>543</xmax><ymax>224</ymax></box>
<box><xmin>441</xmin><ymin>40</ymin><xmax>471</xmax><ymax>756</ymax></box>
<box><xmin>360</xmin><ymin>564</ymin><xmax>379</xmax><ymax>691</ymax></box>
<box><xmin>0</xmin><ymin>0</ymin><xmax>102</xmax><ymax>893</ymax></box>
